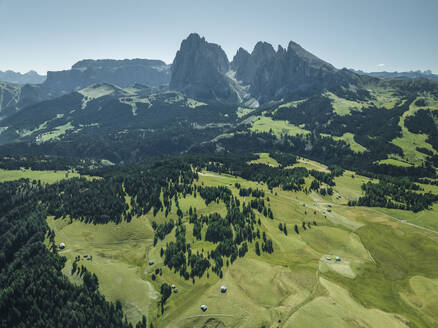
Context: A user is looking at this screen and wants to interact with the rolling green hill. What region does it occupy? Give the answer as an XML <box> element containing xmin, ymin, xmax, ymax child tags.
<box><xmin>1</xmin><ymin>153</ymin><xmax>436</xmax><ymax>327</ymax></box>
<box><xmin>1</xmin><ymin>77</ymin><xmax>438</xmax><ymax>175</ymax></box>
<box><xmin>1</xmin><ymin>153</ymin><xmax>437</xmax><ymax>327</ymax></box>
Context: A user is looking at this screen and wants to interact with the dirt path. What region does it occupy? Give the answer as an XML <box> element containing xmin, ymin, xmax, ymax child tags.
<box><xmin>281</xmin><ymin>270</ymin><xmax>320</xmax><ymax>327</ymax></box>
<box><xmin>184</xmin><ymin>314</ymin><xmax>234</xmax><ymax>319</ymax></box>
<box><xmin>297</xmin><ymin>159</ymin><xmax>329</xmax><ymax>172</ymax></box>
<box><xmin>198</xmin><ymin>172</ymin><xmax>227</xmax><ymax>178</ymax></box>
<box><xmin>363</xmin><ymin>207</ymin><xmax>438</xmax><ymax>236</ymax></box>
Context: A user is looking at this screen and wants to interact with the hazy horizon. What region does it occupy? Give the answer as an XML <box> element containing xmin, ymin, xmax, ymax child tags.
<box><xmin>1</xmin><ymin>0</ymin><xmax>437</xmax><ymax>75</ymax></box>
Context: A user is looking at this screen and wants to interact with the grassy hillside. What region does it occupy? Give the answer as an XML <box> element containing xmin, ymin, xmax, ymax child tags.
<box><xmin>0</xmin><ymin>81</ymin><xmax>21</xmax><ymax>115</ymax></box>
<box><xmin>246</xmin><ymin>86</ymin><xmax>438</xmax><ymax>168</ymax></box>
<box><xmin>0</xmin><ymin>168</ymin><xmax>80</xmax><ymax>183</ymax></box>
<box><xmin>2</xmin><ymin>80</ymin><xmax>438</xmax><ymax>172</ymax></box>
<box><xmin>41</xmin><ymin>157</ymin><xmax>438</xmax><ymax>328</ymax></box>
<box><xmin>391</xmin><ymin>95</ymin><xmax>438</xmax><ymax>165</ymax></box>
<box><xmin>250</xmin><ymin>116</ymin><xmax>309</xmax><ymax>137</ymax></box>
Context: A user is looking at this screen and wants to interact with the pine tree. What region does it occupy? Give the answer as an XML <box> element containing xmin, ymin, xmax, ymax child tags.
<box><xmin>255</xmin><ymin>241</ymin><xmax>261</xmax><ymax>256</ymax></box>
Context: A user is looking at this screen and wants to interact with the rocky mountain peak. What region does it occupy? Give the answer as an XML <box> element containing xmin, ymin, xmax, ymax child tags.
<box><xmin>231</xmin><ymin>48</ymin><xmax>251</xmax><ymax>70</ymax></box>
<box><xmin>286</xmin><ymin>41</ymin><xmax>334</xmax><ymax>70</ymax></box>
<box><xmin>169</xmin><ymin>34</ymin><xmax>239</xmax><ymax>104</ymax></box>
<box><xmin>228</xmin><ymin>39</ymin><xmax>358</xmax><ymax>102</ymax></box>
<box><xmin>251</xmin><ymin>42</ymin><xmax>276</xmax><ymax>66</ymax></box>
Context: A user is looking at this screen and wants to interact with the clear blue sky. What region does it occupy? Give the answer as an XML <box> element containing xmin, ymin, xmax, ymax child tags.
<box><xmin>1</xmin><ymin>0</ymin><xmax>437</xmax><ymax>74</ymax></box>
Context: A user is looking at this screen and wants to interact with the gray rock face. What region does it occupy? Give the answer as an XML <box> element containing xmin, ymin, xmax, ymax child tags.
<box><xmin>251</xmin><ymin>42</ymin><xmax>276</xmax><ymax>67</ymax></box>
<box><xmin>170</xmin><ymin>33</ymin><xmax>239</xmax><ymax>104</ymax></box>
<box><xmin>231</xmin><ymin>42</ymin><xmax>277</xmax><ymax>86</ymax></box>
<box><xmin>232</xmin><ymin>41</ymin><xmax>358</xmax><ymax>103</ymax></box>
<box><xmin>171</xmin><ymin>34</ymin><xmax>357</xmax><ymax>105</ymax></box>
<box><xmin>231</xmin><ymin>47</ymin><xmax>254</xmax><ymax>84</ymax></box>
<box><xmin>44</xmin><ymin>58</ymin><xmax>170</xmax><ymax>95</ymax></box>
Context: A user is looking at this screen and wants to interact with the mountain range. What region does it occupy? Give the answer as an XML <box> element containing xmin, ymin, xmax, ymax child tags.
<box><xmin>43</xmin><ymin>58</ymin><xmax>170</xmax><ymax>95</ymax></box>
<box><xmin>351</xmin><ymin>69</ymin><xmax>438</xmax><ymax>82</ymax></box>
<box><xmin>0</xmin><ymin>58</ymin><xmax>171</xmax><ymax>119</ymax></box>
<box><xmin>0</xmin><ymin>33</ymin><xmax>364</xmax><ymax>120</ymax></box>
<box><xmin>0</xmin><ymin>33</ymin><xmax>437</xmax><ymax>171</ymax></box>
<box><xmin>0</xmin><ymin>70</ymin><xmax>46</xmax><ymax>84</ymax></box>
<box><xmin>2</xmin><ymin>33</ymin><xmax>438</xmax><ymax>121</ymax></box>
<box><xmin>170</xmin><ymin>33</ymin><xmax>361</xmax><ymax>105</ymax></box>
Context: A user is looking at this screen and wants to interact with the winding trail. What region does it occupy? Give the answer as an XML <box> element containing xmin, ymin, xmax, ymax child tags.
<box><xmin>184</xmin><ymin>314</ymin><xmax>234</xmax><ymax>319</ymax></box>
<box><xmin>362</xmin><ymin>207</ymin><xmax>438</xmax><ymax>237</ymax></box>
<box><xmin>278</xmin><ymin>190</ymin><xmax>438</xmax><ymax>236</ymax></box>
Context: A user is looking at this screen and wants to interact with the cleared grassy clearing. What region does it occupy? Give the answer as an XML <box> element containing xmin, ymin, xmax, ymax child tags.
<box><xmin>377</xmin><ymin>158</ymin><xmax>413</xmax><ymax>167</ymax></box>
<box><xmin>322</xmin><ymin>132</ymin><xmax>367</xmax><ymax>153</ymax></box>
<box><xmin>49</xmin><ymin>215</ymin><xmax>158</xmax><ymax>323</ymax></box>
<box><xmin>277</xmin><ymin>99</ymin><xmax>306</xmax><ymax>109</ymax></box>
<box><xmin>291</xmin><ymin>158</ymin><xmax>330</xmax><ymax>173</ymax></box>
<box><xmin>185</xmin><ymin>98</ymin><xmax>207</xmax><ymax>108</ymax></box>
<box><xmin>248</xmin><ymin>152</ymin><xmax>280</xmax><ymax>167</ymax></box>
<box><xmin>78</xmin><ymin>84</ymin><xmax>126</xmax><ymax>99</ymax></box>
<box><xmin>0</xmin><ymin>168</ymin><xmax>80</xmax><ymax>183</ymax></box>
<box><xmin>250</xmin><ymin>116</ymin><xmax>310</xmax><ymax>138</ymax></box>
<box><xmin>367</xmin><ymin>86</ymin><xmax>402</xmax><ymax>109</ymax></box>
<box><xmin>40</xmin><ymin>122</ymin><xmax>75</xmax><ymax>141</ymax></box>
<box><xmin>391</xmin><ymin>97</ymin><xmax>437</xmax><ymax>165</ymax></box>
<box><xmin>325</xmin><ymin>92</ymin><xmax>365</xmax><ymax>116</ymax></box>
<box><xmin>237</xmin><ymin>107</ymin><xmax>256</xmax><ymax>118</ymax></box>
<box><xmin>18</xmin><ymin>121</ymin><xmax>48</xmax><ymax>137</ymax></box>
<box><xmin>333</xmin><ymin>170</ymin><xmax>376</xmax><ymax>202</ymax></box>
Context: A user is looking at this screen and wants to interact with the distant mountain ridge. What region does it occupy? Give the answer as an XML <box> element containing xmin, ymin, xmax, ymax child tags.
<box><xmin>0</xmin><ymin>70</ymin><xmax>46</xmax><ymax>84</ymax></box>
<box><xmin>3</xmin><ymin>33</ymin><xmax>438</xmax><ymax>122</ymax></box>
<box><xmin>0</xmin><ymin>82</ymin><xmax>51</xmax><ymax>119</ymax></box>
<box><xmin>0</xmin><ymin>59</ymin><xmax>171</xmax><ymax>119</ymax></box>
<box><xmin>1</xmin><ymin>34</ymin><xmax>438</xmax><ymax>168</ymax></box>
<box><xmin>44</xmin><ymin>58</ymin><xmax>171</xmax><ymax>95</ymax></box>
<box><xmin>350</xmin><ymin>69</ymin><xmax>438</xmax><ymax>82</ymax></box>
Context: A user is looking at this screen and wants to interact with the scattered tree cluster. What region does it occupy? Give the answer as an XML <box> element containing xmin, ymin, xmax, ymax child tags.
<box><xmin>269</xmin><ymin>152</ymin><xmax>297</xmax><ymax>167</ymax></box>
<box><xmin>348</xmin><ymin>178</ymin><xmax>438</xmax><ymax>212</ymax></box>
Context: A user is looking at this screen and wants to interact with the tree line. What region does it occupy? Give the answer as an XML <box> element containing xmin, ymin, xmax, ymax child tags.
<box><xmin>0</xmin><ymin>179</ymin><xmax>147</xmax><ymax>328</ymax></box>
